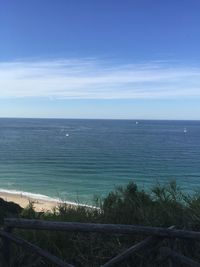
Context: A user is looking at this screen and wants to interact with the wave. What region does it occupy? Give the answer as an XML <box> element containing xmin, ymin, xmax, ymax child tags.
<box><xmin>0</xmin><ymin>188</ymin><xmax>98</xmax><ymax>209</ymax></box>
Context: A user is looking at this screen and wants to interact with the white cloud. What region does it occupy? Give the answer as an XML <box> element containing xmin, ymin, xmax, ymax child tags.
<box><xmin>0</xmin><ymin>58</ymin><xmax>200</xmax><ymax>99</ymax></box>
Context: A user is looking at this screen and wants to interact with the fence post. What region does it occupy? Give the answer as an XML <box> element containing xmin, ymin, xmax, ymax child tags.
<box><xmin>2</xmin><ymin>225</ymin><xmax>12</xmax><ymax>267</ymax></box>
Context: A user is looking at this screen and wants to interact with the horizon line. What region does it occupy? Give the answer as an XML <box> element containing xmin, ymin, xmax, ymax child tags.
<box><xmin>0</xmin><ymin>116</ymin><xmax>199</xmax><ymax>122</ymax></box>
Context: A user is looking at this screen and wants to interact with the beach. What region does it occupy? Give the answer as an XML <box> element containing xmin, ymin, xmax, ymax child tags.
<box><xmin>0</xmin><ymin>191</ymin><xmax>61</xmax><ymax>212</ymax></box>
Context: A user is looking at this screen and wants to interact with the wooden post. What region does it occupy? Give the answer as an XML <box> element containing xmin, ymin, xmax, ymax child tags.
<box><xmin>2</xmin><ymin>226</ymin><xmax>12</xmax><ymax>267</ymax></box>
<box><xmin>102</xmin><ymin>226</ymin><xmax>175</xmax><ymax>267</ymax></box>
<box><xmin>0</xmin><ymin>230</ymin><xmax>74</xmax><ymax>267</ymax></box>
<box><xmin>6</xmin><ymin>219</ymin><xmax>196</xmax><ymax>241</ymax></box>
<box><xmin>160</xmin><ymin>247</ymin><xmax>200</xmax><ymax>267</ymax></box>
<box><xmin>102</xmin><ymin>236</ymin><xmax>158</xmax><ymax>267</ymax></box>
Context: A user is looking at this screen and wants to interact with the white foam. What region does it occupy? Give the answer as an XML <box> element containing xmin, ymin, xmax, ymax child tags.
<box><xmin>0</xmin><ymin>188</ymin><xmax>98</xmax><ymax>209</ymax></box>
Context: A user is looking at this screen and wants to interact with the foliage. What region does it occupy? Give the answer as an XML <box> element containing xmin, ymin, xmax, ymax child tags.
<box><xmin>0</xmin><ymin>198</ymin><xmax>22</xmax><ymax>224</ymax></box>
<box><xmin>1</xmin><ymin>181</ymin><xmax>200</xmax><ymax>266</ymax></box>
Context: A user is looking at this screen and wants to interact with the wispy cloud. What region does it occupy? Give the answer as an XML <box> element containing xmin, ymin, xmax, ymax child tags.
<box><xmin>0</xmin><ymin>58</ymin><xmax>200</xmax><ymax>99</ymax></box>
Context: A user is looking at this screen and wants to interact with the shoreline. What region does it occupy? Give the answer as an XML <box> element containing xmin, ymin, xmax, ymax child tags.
<box><xmin>0</xmin><ymin>191</ymin><xmax>62</xmax><ymax>212</ymax></box>
<box><xmin>0</xmin><ymin>189</ymin><xmax>98</xmax><ymax>212</ymax></box>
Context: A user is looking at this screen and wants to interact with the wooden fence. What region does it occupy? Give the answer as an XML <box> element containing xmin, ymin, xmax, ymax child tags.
<box><xmin>1</xmin><ymin>218</ymin><xmax>200</xmax><ymax>267</ymax></box>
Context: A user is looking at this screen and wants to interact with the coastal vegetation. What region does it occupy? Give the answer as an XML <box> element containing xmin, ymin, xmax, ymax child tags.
<box><xmin>1</xmin><ymin>181</ymin><xmax>200</xmax><ymax>266</ymax></box>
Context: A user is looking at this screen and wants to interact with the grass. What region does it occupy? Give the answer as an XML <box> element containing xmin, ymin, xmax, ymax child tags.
<box><xmin>1</xmin><ymin>180</ymin><xmax>200</xmax><ymax>266</ymax></box>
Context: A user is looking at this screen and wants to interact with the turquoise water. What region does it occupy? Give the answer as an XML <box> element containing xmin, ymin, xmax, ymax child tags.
<box><xmin>0</xmin><ymin>118</ymin><xmax>200</xmax><ymax>204</ymax></box>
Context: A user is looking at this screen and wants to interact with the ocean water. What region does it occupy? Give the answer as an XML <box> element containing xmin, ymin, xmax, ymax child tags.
<box><xmin>0</xmin><ymin>118</ymin><xmax>200</xmax><ymax>204</ymax></box>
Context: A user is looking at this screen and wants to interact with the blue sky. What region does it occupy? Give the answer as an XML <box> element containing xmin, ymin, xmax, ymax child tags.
<box><xmin>0</xmin><ymin>0</ymin><xmax>200</xmax><ymax>119</ymax></box>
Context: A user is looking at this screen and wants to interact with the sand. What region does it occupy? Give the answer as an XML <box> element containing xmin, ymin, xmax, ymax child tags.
<box><xmin>0</xmin><ymin>191</ymin><xmax>62</xmax><ymax>212</ymax></box>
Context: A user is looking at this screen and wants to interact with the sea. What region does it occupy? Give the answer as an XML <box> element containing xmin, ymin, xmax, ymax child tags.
<box><xmin>0</xmin><ymin>118</ymin><xmax>200</xmax><ymax>205</ymax></box>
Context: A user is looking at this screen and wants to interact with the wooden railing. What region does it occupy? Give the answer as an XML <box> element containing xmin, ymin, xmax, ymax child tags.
<box><xmin>1</xmin><ymin>218</ymin><xmax>200</xmax><ymax>267</ymax></box>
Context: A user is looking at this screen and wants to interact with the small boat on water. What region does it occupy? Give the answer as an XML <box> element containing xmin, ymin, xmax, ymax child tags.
<box><xmin>184</xmin><ymin>128</ymin><xmax>187</xmax><ymax>134</ymax></box>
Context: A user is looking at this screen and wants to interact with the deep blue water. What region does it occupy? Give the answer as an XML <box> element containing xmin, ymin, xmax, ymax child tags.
<box><xmin>0</xmin><ymin>118</ymin><xmax>200</xmax><ymax>204</ymax></box>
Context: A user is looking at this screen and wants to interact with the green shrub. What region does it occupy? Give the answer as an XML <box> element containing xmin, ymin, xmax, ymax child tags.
<box><xmin>0</xmin><ymin>198</ymin><xmax>22</xmax><ymax>224</ymax></box>
<box><xmin>2</xmin><ymin>181</ymin><xmax>200</xmax><ymax>266</ymax></box>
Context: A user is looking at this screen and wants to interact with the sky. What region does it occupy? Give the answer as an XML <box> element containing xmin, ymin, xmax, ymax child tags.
<box><xmin>0</xmin><ymin>0</ymin><xmax>200</xmax><ymax>119</ymax></box>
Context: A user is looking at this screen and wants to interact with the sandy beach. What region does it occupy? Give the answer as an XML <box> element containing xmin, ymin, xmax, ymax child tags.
<box><xmin>0</xmin><ymin>191</ymin><xmax>62</xmax><ymax>212</ymax></box>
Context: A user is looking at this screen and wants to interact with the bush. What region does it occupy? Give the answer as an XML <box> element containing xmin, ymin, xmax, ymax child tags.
<box><xmin>0</xmin><ymin>198</ymin><xmax>22</xmax><ymax>224</ymax></box>
<box><xmin>2</xmin><ymin>181</ymin><xmax>200</xmax><ymax>266</ymax></box>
